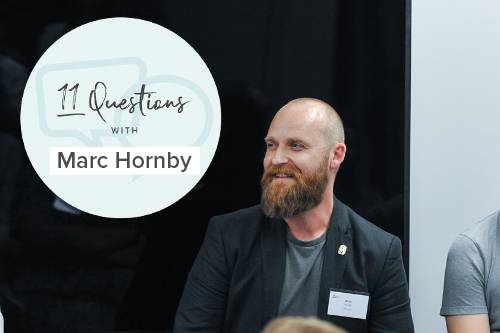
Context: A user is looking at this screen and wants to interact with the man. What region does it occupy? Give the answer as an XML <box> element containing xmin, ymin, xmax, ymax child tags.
<box><xmin>262</xmin><ymin>316</ymin><xmax>346</xmax><ymax>333</ymax></box>
<box><xmin>174</xmin><ymin>98</ymin><xmax>414</xmax><ymax>333</ymax></box>
<box><xmin>441</xmin><ymin>210</ymin><xmax>500</xmax><ymax>333</ymax></box>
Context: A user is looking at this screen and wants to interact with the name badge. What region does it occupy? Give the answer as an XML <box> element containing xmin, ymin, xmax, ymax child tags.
<box><xmin>327</xmin><ymin>289</ymin><xmax>369</xmax><ymax>320</ymax></box>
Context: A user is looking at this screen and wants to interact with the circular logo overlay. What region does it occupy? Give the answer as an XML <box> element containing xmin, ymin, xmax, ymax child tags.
<box><xmin>21</xmin><ymin>18</ymin><xmax>221</xmax><ymax>218</ymax></box>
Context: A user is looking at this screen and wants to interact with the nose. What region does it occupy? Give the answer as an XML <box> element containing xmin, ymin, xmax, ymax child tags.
<box><xmin>270</xmin><ymin>147</ymin><xmax>289</xmax><ymax>165</ymax></box>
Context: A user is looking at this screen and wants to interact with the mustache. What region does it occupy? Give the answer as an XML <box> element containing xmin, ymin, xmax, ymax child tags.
<box><xmin>261</xmin><ymin>164</ymin><xmax>302</xmax><ymax>182</ymax></box>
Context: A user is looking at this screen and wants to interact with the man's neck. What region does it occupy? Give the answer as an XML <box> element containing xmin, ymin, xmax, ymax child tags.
<box><xmin>284</xmin><ymin>194</ymin><xmax>334</xmax><ymax>242</ymax></box>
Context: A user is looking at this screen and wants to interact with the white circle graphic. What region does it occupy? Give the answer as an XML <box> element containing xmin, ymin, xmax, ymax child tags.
<box><xmin>21</xmin><ymin>18</ymin><xmax>221</xmax><ymax>218</ymax></box>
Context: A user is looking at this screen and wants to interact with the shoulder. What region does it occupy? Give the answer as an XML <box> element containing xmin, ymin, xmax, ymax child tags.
<box><xmin>203</xmin><ymin>205</ymin><xmax>268</xmax><ymax>263</ymax></box>
<box><xmin>458</xmin><ymin>210</ymin><xmax>499</xmax><ymax>249</ymax></box>
<box><xmin>335</xmin><ymin>201</ymin><xmax>408</xmax><ymax>300</ymax></box>
<box><xmin>447</xmin><ymin>210</ymin><xmax>499</xmax><ymax>265</ymax></box>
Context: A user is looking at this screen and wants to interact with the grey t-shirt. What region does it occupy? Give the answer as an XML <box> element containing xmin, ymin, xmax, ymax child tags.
<box><xmin>441</xmin><ymin>210</ymin><xmax>500</xmax><ymax>332</ymax></box>
<box><xmin>278</xmin><ymin>229</ymin><xmax>327</xmax><ymax>316</ymax></box>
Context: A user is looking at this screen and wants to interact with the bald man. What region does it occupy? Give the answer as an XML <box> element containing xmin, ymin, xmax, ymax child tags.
<box><xmin>173</xmin><ymin>98</ymin><xmax>414</xmax><ymax>333</ymax></box>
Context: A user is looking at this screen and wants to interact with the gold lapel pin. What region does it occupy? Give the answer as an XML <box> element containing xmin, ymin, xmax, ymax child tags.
<box><xmin>338</xmin><ymin>244</ymin><xmax>347</xmax><ymax>255</ymax></box>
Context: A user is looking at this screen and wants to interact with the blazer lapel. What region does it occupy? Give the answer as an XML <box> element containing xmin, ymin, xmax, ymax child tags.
<box><xmin>317</xmin><ymin>198</ymin><xmax>353</xmax><ymax>321</ymax></box>
<box><xmin>260</xmin><ymin>216</ymin><xmax>287</xmax><ymax>325</ymax></box>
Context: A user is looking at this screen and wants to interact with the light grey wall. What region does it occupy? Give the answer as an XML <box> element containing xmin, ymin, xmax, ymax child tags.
<box><xmin>410</xmin><ymin>0</ymin><xmax>500</xmax><ymax>331</ymax></box>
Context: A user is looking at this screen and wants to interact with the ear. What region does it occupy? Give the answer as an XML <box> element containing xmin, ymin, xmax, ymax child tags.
<box><xmin>329</xmin><ymin>143</ymin><xmax>347</xmax><ymax>171</ymax></box>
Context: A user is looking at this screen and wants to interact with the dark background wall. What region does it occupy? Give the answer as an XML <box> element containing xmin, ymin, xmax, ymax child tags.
<box><xmin>0</xmin><ymin>0</ymin><xmax>407</xmax><ymax>331</ymax></box>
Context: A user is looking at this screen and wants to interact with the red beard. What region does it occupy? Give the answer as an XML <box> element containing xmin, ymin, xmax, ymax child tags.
<box><xmin>260</xmin><ymin>158</ymin><xmax>329</xmax><ymax>218</ymax></box>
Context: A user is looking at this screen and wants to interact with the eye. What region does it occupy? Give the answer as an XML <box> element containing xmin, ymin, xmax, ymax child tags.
<box><xmin>290</xmin><ymin>142</ymin><xmax>305</xmax><ymax>150</ymax></box>
<box><xmin>265</xmin><ymin>141</ymin><xmax>276</xmax><ymax>149</ymax></box>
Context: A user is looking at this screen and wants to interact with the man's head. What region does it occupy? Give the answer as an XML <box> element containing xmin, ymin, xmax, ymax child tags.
<box><xmin>262</xmin><ymin>317</ymin><xmax>347</xmax><ymax>333</ymax></box>
<box><xmin>261</xmin><ymin>98</ymin><xmax>346</xmax><ymax>218</ymax></box>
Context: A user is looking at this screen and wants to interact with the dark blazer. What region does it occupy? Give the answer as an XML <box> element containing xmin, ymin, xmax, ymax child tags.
<box><xmin>174</xmin><ymin>199</ymin><xmax>414</xmax><ymax>333</ymax></box>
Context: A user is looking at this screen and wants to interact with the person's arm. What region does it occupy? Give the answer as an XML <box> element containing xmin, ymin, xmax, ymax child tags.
<box><xmin>446</xmin><ymin>314</ymin><xmax>490</xmax><ymax>333</ymax></box>
<box><xmin>441</xmin><ymin>235</ymin><xmax>489</xmax><ymax>333</ymax></box>
<box><xmin>368</xmin><ymin>236</ymin><xmax>414</xmax><ymax>333</ymax></box>
<box><xmin>173</xmin><ymin>217</ymin><xmax>230</xmax><ymax>333</ymax></box>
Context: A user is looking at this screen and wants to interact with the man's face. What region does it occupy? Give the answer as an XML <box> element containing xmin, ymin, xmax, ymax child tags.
<box><xmin>261</xmin><ymin>104</ymin><xmax>332</xmax><ymax>218</ymax></box>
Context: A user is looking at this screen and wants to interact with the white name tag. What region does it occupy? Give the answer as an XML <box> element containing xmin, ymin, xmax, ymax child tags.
<box><xmin>327</xmin><ymin>289</ymin><xmax>369</xmax><ymax>320</ymax></box>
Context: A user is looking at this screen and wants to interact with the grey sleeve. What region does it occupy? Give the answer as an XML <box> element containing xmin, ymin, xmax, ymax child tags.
<box><xmin>440</xmin><ymin>234</ymin><xmax>488</xmax><ymax>316</ymax></box>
